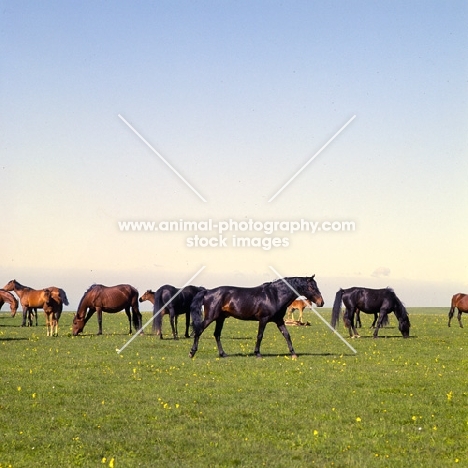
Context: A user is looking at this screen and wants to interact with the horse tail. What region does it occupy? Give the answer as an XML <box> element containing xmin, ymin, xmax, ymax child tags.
<box><xmin>152</xmin><ymin>289</ymin><xmax>164</xmax><ymax>334</ymax></box>
<box><xmin>331</xmin><ymin>289</ymin><xmax>344</xmax><ymax>329</ymax></box>
<box><xmin>60</xmin><ymin>289</ymin><xmax>69</xmax><ymax>306</ymax></box>
<box><xmin>190</xmin><ymin>289</ymin><xmax>206</xmax><ymax>336</ymax></box>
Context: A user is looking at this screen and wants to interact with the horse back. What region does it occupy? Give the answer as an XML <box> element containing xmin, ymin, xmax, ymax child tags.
<box><xmin>204</xmin><ymin>284</ymin><xmax>277</xmax><ymax>320</ymax></box>
<box><xmin>452</xmin><ymin>293</ymin><xmax>468</xmax><ymax>311</ymax></box>
<box><xmin>94</xmin><ymin>284</ymin><xmax>139</xmax><ymax>310</ymax></box>
<box><xmin>343</xmin><ymin>287</ymin><xmax>395</xmax><ymax>313</ymax></box>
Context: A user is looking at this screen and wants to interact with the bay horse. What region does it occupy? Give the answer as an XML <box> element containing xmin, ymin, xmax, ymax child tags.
<box><xmin>188</xmin><ymin>275</ymin><xmax>324</xmax><ymax>359</ymax></box>
<box><xmin>149</xmin><ymin>285</ymin><xmax>205</xmax><ymax>339</ymax></box>
<box><xmin>286</xmin><ymin>297</ymin><xmax>312</xmax><ymax>323</ymax></box>
<box><xmin>72</xmin><ymin>284</ymin><xmax>142</xmax><ymax>336</ymax></box>
<box><xmin>331</xmin><ymin>287</ymin><xmax>410</xmax><ymax>338</ymax></box>
<box><xmin>448</xmin><ymin>293</ymin><xmax>468</xmax><ymax>328</ymax></box>
<box><xmin>0</xmin><ymin>290</ymin><xmax>19</xmax><ymax>317</ymax></box>
<box><xmin>3</xmin><ymin>279</ymin><xmax>68</xmax><ymax>328</ymax></box>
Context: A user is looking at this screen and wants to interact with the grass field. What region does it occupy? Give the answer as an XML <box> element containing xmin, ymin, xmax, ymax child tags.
<box><xmin>0</xmin><ymin>307</ymin><xmax>467</xmax><ymax>467</ymax></box>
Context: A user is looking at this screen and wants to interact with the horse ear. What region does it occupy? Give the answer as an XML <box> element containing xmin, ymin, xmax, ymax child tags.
<box><xmin>311</xmin><ymin>274</ymin><xmax>315</xmax><ymax>279</ymax></box>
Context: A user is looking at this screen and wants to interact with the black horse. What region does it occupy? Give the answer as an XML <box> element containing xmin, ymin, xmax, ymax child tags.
<box><xmin>152</xmin><ymin>285</ymin><xmax>205</xmax><ymax>339</ymax></box>
<box><xmin>188</xmin><ymin>275</ymin><xmax>324</xmax><ymax>359</ymax></box>
<box><xmin>331</xmin><ymin>287</ymin><xmax>410</xmax><ymax>338</ymax></box>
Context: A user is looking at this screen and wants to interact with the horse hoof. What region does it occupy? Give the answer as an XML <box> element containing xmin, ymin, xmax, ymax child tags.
<box><xmin>219</xmin><ymin>352</ymin><xmax>227</xmax><ymax>358</ymax></box>
<box><xmin>291</xmin><ymin>354</ymin><xmax>298</xmax><ymax>360</ymax></box>
<box><xmin>189</xmin><ymin>352</ymin><xmax>195</xmax><ymax>358</ymax></box>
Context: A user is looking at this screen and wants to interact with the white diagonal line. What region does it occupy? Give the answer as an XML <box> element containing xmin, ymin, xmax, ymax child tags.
<box><xmin>269</xmin><ymin>266</ymin><xmax>357</xmax><ymax>354</ymax></box>
<box><xmin>118</xmin><ymin>114</ymin><xmax>207</xmax><ymax>203</ymax></box>
<box><xmin>116</xmin><ymin>265</ymin><xmax>206</xmax><ymax>354</ymax></box>
<box><xmin>268</xmin><ymin>115</ymin><xmax>356</xmax><ymax>202</ymax></box>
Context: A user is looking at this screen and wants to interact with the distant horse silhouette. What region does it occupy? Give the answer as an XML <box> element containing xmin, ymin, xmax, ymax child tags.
<box><xmin>0</xmin><ymin>290</ymin><xmax>19</xmax><ymax>317</ymax></box>
<box><xmin>355</xmin><ymin>309</ymin><xmax>389</xmax><ymax>328</ymax></box>
<box><xmin>189</xmin><ymin>276</ymin><xmax>324</xmax><ymax>359</ymax></box>
<box><xmin>331</xmin><ymin>287</ymin><xmax>410</xmax><ymax>338</ymax></box>
<box><xmin>448</xmin><ymin>293</ymin><xmax>468</xmax><ymax>328</ymax></box>
<box><xmin>147</xmin><ymin>285</ymin><xmax>205</xmax><ymax>339</ymax></box>
<box><xmin>72</xmin><ymin>284</ymin><xmax>142</xmax><ymax>336</ymax></box>
<box><xmin>3</xmin><ymin>279</ymin><xmax>68</xmax><ymax>329</ymax></box>
<box><xmin>286</xmin><ymin>297</ymin><xmax>312</xmax><ymax>323</ymax></box>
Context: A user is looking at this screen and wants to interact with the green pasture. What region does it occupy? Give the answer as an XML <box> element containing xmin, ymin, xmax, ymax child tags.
<box><xmin>0</xmin><ymin>308</ymin><xmax>467</xmax><ymax>467</ymax></box>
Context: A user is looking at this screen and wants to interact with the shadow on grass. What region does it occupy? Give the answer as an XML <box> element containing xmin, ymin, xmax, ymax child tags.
<box><xmin>0</xmin><ymin>337</ymin><xmax>29</xmax><ymax>342</ymax></box>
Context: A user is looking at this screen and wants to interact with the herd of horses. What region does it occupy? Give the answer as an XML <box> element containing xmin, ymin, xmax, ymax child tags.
<box><xmin>1</xmin><ymin>277</ymin><xmax>467</xmax><ymax>358</ymax></box>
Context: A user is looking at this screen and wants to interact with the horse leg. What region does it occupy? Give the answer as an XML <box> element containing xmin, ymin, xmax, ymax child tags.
<box><xmin>448</xmin><ymin>306</ymin><xmax>454</xmax><ymax>327</ymax></box>
<box><xmin>345</xmin><ymin>307</ymin><xmax>360</xmax><ymax>338</ymax></box>
<box><xmin>253</xmin><ymin>319</ymin><xmax>270</xmax><ymax>358</ymax></box>
<box><xmin>356</xmin><ymin>309</ymin><xmax>362</xmax><ymax>328</ymax></box>
<box><xmin>276</xmin><ymin>321</ymin><xmax>298</xmax><ymax>359</ymax></box>
<box><xmin>457</xmin><ymin>308</ymin><xmax>463</xmax><ymax>328</ymax></box>
<box><xmin>169</xmin><ymin>307</ymin><xmax>178</xmax><ymax>340</ymax></box>
<box><xmin>95</xmin><ymin>308</ymin><xmax>103</xmax><ymax>335</ymax></box>
<box><xmin>299</xmin><ymin>306</ymin><xmax>304</xmax><ymax>323</ymax></box>
<box><xmin>124</xmin><ymin>307</ymin><xmax>132</xmax><ymax>334</ymax></box>
<box><xmin>213</xmin><ymin>316</ymin><xmax>227</xmax><ymax>357</ymax></box>
<box><xmin>184</xmin><ymin>311</ymin><xmax>191</xmax><ymax>338</ymax></box>
<box><xmin>189</xmin><ymin>316</ymin><xmax>215</xmax><ymax>358</ymax></box>
<box><xmin>373</xmin><ymin>309</ymin><xmax>388</xmax><ymax>338</ymax></box>
<box><xmin>21</xmin><ymin>307</ymin><xmax>28</xmax><ymax>327</ymax></box>
<box><xmin>371</xmin><ymin>313</ymin><xmax>378</xmax><ymax>328</ymax></box>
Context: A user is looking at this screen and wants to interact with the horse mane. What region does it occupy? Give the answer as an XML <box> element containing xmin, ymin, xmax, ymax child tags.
<box><xmin>85</xmin><ymin>283</ymin><xmax>101</xmax><ymax>294</ymax></box>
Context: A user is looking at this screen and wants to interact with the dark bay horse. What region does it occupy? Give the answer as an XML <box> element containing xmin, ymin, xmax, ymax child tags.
<box><xmin>0</xmin><ymin>290</ymin><xmax>19</xmax><ymax>317</ymax></box>
<box><xmin>448</xmin><ymin>293</ymin><xmax>468</xmax><ymax>328</ymax></box>
<box><xmin>331</xmin><ymin>287</ymin><xmax>410</xmax><ymax>338</ymax></box>
<box><xmin>3</xmin><ymin>279</ymin><xmax>68</xmax><ymax>328</ymax></box>
<box><xmin>286</xmin><ymin>297</ymin><xmax>312</xmax><ymax>323</ymax></box>
<box><xmin>188</xmin><ymin>276</ymin><xmax>324</xmax><ymax>359</ymax></box>
<box><xmin>72</xmin><ymin>284</ymin><xmax>142</xmax><ymax>336</ymax></box>
<box><xmin>148</xmin><ymin>285</ymin><xmax>205</xmax><ymax>339</ymax></box>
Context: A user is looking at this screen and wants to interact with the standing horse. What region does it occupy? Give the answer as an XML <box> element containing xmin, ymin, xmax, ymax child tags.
<box><xmin>331</xmin><ymin>287</ymin><xmax>410</xmax><ymax>338</ymax></box>
<box><xmin>0</xmin><ymin>290</ymin><xmax>19</xmax><ymax>317</ymax></box>
<box><xmin>3</xmin><ymin>280</ymin><xmax>68</xmax><ymax>328</ymax></box>
<box><xmin>72</xmin><ymin>284</ymin><xmax>142</xmax><ymax>336</ymax></box>
<box><xmin>40</xmin><ymin>289</ymin><xmax>62</xmax><ymax>336</ymax></box>
<box><xmin>188</xmin><ymin>276</ymin><xmax>324</xmax><ymax>359</ymax></box>
<box><xmin>286</xmin><ymin>297</ymin><xmax>312</xmax><ymax>323</ymax></box>
<box><xmin>149</xmin><ymin>285</ymin><xmax>205</xmax><ymax>339</ymax></box>
<box><xmin>448</xmin><ymin>293</ymin><xmax>468</xmax><ymax>328</ymax></box>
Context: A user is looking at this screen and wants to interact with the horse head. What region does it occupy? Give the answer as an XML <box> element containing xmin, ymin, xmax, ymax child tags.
<box><xmin>139</xmin><ymin>290</ymin><xmax>154</xmax><ymax>303</ymax></box>
<box><xmin>2</xmin><ymin>280</ymin><xmax>15</xmax><ymax>292</ymax></box>
<box><xmin>72</xmin><ymin>314</ymin><xmax>85</xmax><ymax>336</ymax></box>
<box><xmin>305</xmin><ymin>275</ymin><xmax>324</xmax><ymax>307</ymax></box>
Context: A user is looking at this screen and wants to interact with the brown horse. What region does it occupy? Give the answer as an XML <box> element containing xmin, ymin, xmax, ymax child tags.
<box><xmin>3</xmin><ymin>280</ymin><xmax>68</xmax><ymax>328</ymax></box>
<box><xmin>72</xmin><ymin>284</ymin><xmax>142</xmax><ymax>336</ymax></box>
<box><xmin>448</xmin><ymin>293</ymin><xmax>468</xmax><ymax>328</ymax></box>
<box><xmin>0</xmin><ymin>290</ymin><xmax>19</xmax><ymax>317</ymax></box>
<box><xmin>286</xmin><ymin>298</ymin><xmax>311</xmax><ymax>323</ymax></box>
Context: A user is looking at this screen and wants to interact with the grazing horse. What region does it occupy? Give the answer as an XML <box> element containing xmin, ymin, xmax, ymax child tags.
<box><xmin>3</xmin><ymin>279</ymin><xmax>68</xmax><ymax>328</ymax></box>
<box><xmin>72</xmin><ymin>284</ymin><xmax>142</xmax><ymax>336</ymax></box>
<box><xmin>448</xmin><ymin>293</ymin><xmax>468</xmax><ymax>328</ymax></box>
<box><xmin>149</xmin><ymin>285</ymin><xmax>205</xmax><ymax>339</ymax></box>
<box><xmin>0</xmin><ymin>290</ymin><xmax>19</xmax><ymax>317</ymax></box>
<box><xmin>331</xmin><ymin>287</ymin><xmax>410</xmax><ymax>338</ymax></box>
<box><xmin>286</xmin><ymin>297</ymin><xmax>312</xmax><ymax>323</ymax></box>
<box><xmin>188</xmin><ymin>276</ymin><xmax>324</xmax><ymax>359</ymax></box>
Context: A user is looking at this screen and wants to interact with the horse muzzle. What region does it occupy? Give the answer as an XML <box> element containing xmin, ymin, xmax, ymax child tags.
<box><xmin>315</xmin><ymin>296</ymin><xmax>324</xmax><ymax>307</ymax></box>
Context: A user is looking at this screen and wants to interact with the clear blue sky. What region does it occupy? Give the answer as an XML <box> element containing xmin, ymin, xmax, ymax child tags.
<box><xmin>1</xmin><ymin>1</ymin><xmax>467</xmax><ymax>307</ymax></box>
